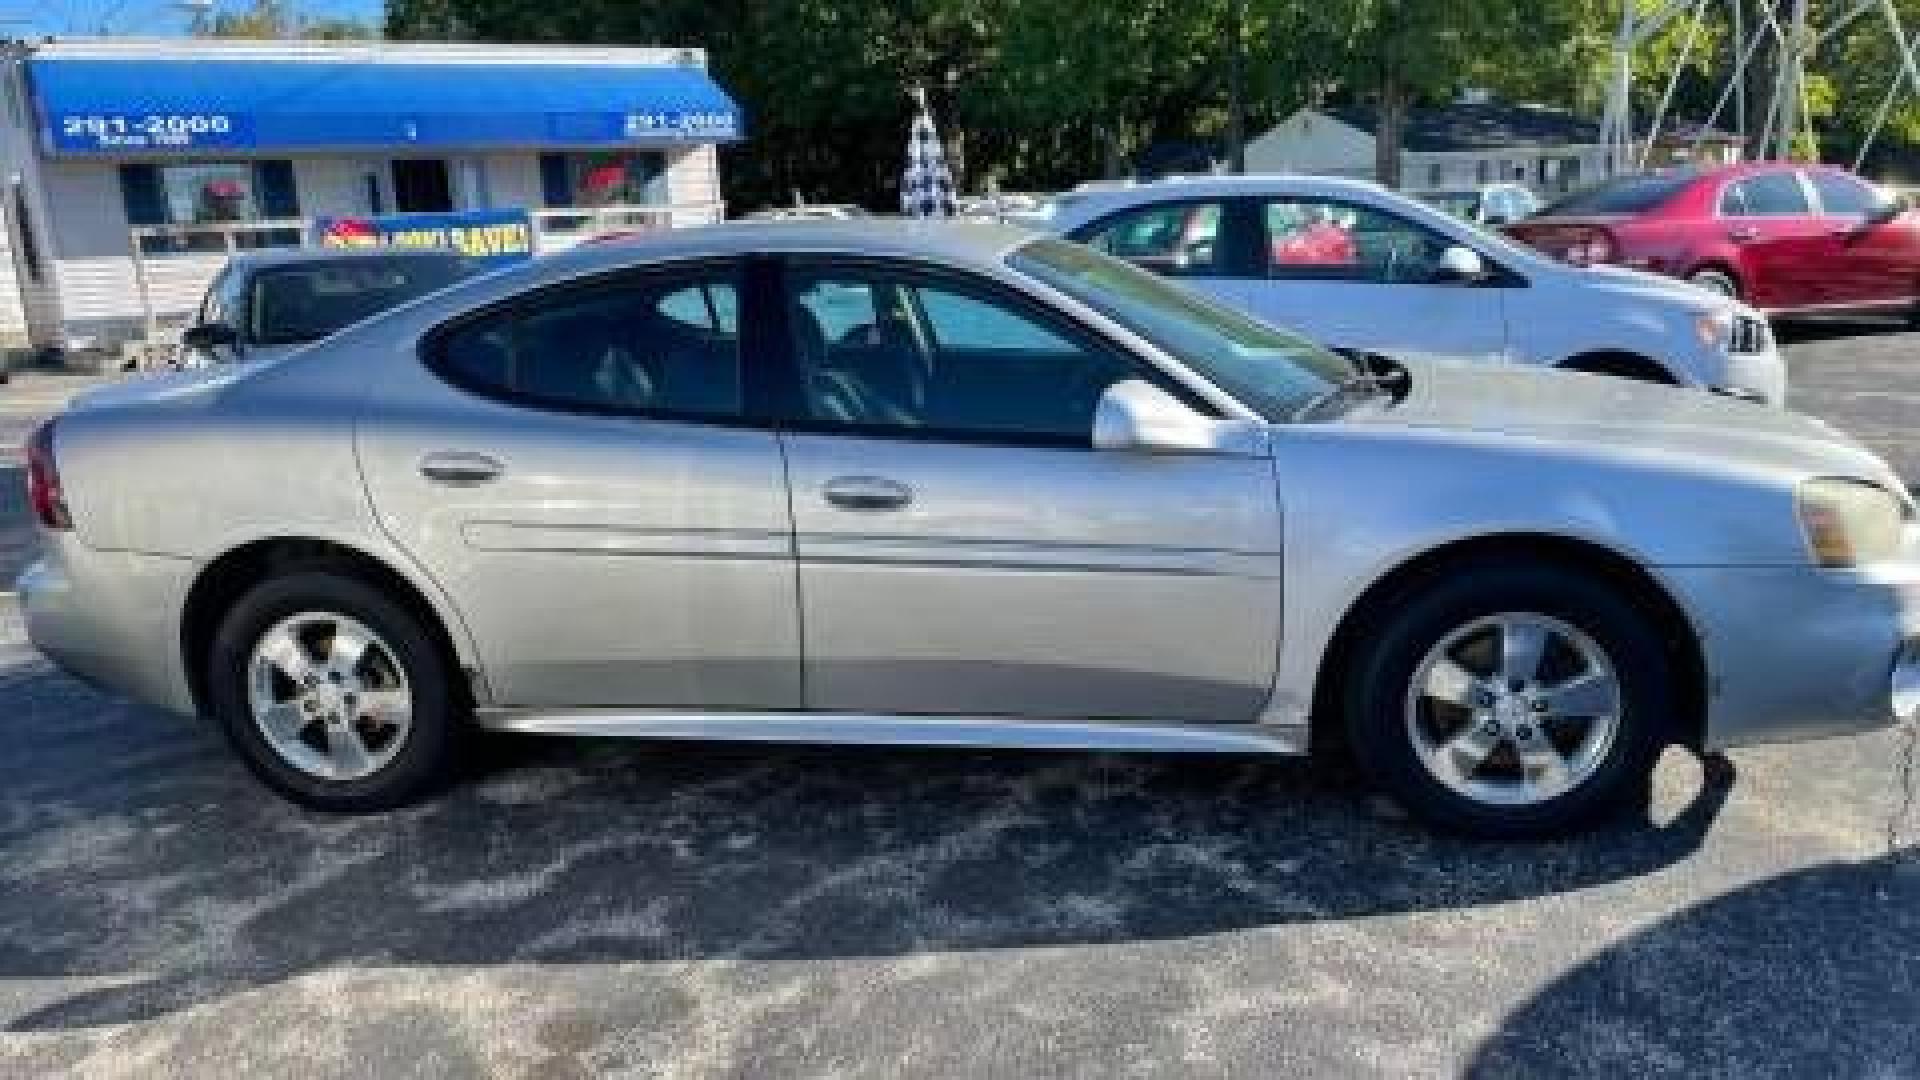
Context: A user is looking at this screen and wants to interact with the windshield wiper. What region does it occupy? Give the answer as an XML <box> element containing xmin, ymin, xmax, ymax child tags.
<box><xmin>1291</xmin><ymin>352</ymin><xmax>1412</xmax><ymax>422</ymax></box>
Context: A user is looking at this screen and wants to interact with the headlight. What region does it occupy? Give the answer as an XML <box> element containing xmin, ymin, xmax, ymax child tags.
<box><xmin>1693</xmin><ymin>310</ymin><xmax>1732</xmax><ymax>348</ymax></box>
<box><xmin>1796</xmin><ymin>478</ymin><xmax>1908</xmax><ymax>567</ymax></box>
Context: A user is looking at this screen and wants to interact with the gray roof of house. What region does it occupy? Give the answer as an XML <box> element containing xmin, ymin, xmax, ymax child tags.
<box><xmin>1325</xmin><ymin>103</ymin><xmax>1602</xmax><ymax>152</ymax></box>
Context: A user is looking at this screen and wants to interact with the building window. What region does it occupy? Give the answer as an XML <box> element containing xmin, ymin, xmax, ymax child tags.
<box><xmin>1476</xmin><ymin>160</ymin><xmax>1491</xmax><ymax>185</ymax></box>
<box><xmin>1559</xmin><ymin>156</ymin><xmax>1582</xmax><ymax>192</ymax></box>
<box><xmin>1427</xmin><ymin>163</ymin><xmax>1443</xmax><ymax>188</ymax></box>
<box><xmin>538</xmin><ymin>151</ymin><xmax>668</xmax><ymax>208</ymax></box>
<box><xmin>122</xmin><ymin>161</ymin><xmax>301</xmax><ymax>255</ymax></box>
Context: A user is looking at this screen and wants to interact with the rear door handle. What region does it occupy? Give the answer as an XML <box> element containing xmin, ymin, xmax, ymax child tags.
<box><xmin>823</xmin><ymin>475</ymin><xmax>912</xmax><ymax>511</ymax></box>
<box><xmin>1728</xmin><ymin>227</ymin><xmax>1761</xmax><ymax>244</ymax></box>
<box><xmin>420</xmin><ymin>451</ymin><xmax>505</xmax><ymax>487</ymax></box>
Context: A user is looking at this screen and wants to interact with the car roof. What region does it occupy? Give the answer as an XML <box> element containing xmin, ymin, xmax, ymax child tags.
<box><xmin>1067</xmin><ymin>173</ymin><xmax>1392</xmax><ymax>199</ymax></box>
<box><xmin>224</xmin><ymin>246</ymin><xmax>468</xmax><ymax>271</ymax></box>
<box><xmin>536</xmin><ymin>219</ymin><xmax>1042</xmax><ymax>276</ymax></box>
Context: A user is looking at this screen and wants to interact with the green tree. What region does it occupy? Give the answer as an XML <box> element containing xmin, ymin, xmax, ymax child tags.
<box><xmin>212</xmin><ymin>0</ymin><xmax>375</xmax><ymax>39</ymax></box>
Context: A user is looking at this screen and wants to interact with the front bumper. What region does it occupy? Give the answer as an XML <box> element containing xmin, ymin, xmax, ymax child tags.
<box><xmin>1717</xmin><ymin>343</ymin><xmax>1788</xmax><ymax>408</ymax></box>
<box><xmin>16</xmin><ymin>533</ymin><xmax>199</xmax><ymax>717</ymax></box>
<box><xmin>1663</xmin><ymin>559</ymin><xmax>1920</xmax><ymax>750</ymax></box>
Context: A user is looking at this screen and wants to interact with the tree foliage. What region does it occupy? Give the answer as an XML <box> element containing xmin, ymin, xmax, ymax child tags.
<box><xmin>383</xmin><ymin>0</ymin><xmax>1920</xmax><ymax>208</ymax></box>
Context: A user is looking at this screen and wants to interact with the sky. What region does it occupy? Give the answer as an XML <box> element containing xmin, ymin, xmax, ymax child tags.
<box><xmin>9</xmin><ymin>0</ymin><xmax>385</xmax><ymax>38</ymax></box>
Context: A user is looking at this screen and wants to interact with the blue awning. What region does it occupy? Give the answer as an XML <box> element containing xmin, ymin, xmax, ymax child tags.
<box><xmin>30</xmin><ymin>54</ymin><xmax>745</xmax><ymax>156</ymax></box>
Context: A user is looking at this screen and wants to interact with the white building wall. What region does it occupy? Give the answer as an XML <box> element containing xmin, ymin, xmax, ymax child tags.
<box><xmin>294</xmin><ymin>156</ymin><xmax>373</xmax><ymax>216</ymax></box>
<box><xmin>0</xmin><ymin>191</ymin><xmax>22</xmax><ymax>347</ymax></box>
<box><xmin>0</xmin><ymin>49</ymin><xmax>64</xmax><ymax>349</ymax></box>
<box><xmin>666</xmin><ymin>144</ymin><xmax>724</xmax><ymax>224</ymax></box>
<box><xmin>482</xmin><ymin>154</ymin><xmax>544</xmax><ymax>211</ymax></box>
<box><xmin>38</xmin><ymin>158</ymin><xmax>148</xmax><ymax>347</ymax></box>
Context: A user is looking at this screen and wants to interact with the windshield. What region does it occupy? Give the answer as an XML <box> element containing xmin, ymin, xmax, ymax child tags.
<box><xmin>1008</xmin><ymin>237</ymin><xmax>1353</xmax><ymax>422</ymax></box>
<box><xmin>249</xmin><ymin>255</ymin><xmax>477</xmax><ymax>346</ymax></box>
<box><xmin>1541</xmin><ymin>170</ymin><xmax>1699</xmax><ymax>216</ymax></box>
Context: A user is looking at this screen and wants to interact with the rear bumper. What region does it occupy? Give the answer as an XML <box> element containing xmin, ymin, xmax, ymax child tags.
<box><xmin>16</xmin><ymin>533</ymin><xmax>198</xmax><ymax>717</ymax></box>
<box><xmin>1664</xmin><ymin>560</ymin><xmax>1920</xmax><ymax>750</ymax></box>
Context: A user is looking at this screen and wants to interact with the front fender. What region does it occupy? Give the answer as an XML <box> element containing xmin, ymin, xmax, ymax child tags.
<box><xmin>1261</xmin><ymin>425</ymin><xmax>1798</xmax><ymax>731</ymax></box>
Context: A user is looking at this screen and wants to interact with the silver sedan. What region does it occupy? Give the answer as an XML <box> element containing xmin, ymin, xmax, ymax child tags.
<box><xmin>18</xmin><ymin>222</ymin><xmax>1920</xmax><ymax>838</ymax></box>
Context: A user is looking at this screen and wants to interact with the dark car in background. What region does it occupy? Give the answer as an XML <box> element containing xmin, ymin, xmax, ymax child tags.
<box><xmin>1504</xmin><ymin>162</ymin><xmax>1920</xmax><ymax>321</ymax></box>
<box><xmin>181</xmin><ymin>249</ymin><xmax>480</xmax><ymax>367</ymax></box>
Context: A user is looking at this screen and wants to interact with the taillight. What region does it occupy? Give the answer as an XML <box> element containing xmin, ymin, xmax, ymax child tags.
<box><xmin>25</xmin><ymin>420</ymin><xmax>72</xmax><ymax>531</ymax></box>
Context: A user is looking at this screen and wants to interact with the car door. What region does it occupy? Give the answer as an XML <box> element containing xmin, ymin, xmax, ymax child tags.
<box><xmin>1070</xmin><ymin>198</ymin><xmax>1256</xmax><ymax>313</ymax></box>
<box><xmin>1243</xmin><ymin>195</ymin><xmax>1509</xmax><ymax>365</ymax></box>
<box><xmin>1807</xmin><ymin>169</ymin><xmax>1919</xmax><ymax>307</ymax></box>
<box><xmin>356</xmin><ymin>259</ymin><xmax>801</xmax><ymax>709</ymax></box>
<box><xmin>774</xmin><ymin>257</ymin><xmax>1282</xmax><ymax>723</ymax></box>
<box><xmin>1716</xmin><ymin>172</ymin><xmax>1832</xmax><ymax>309</ymax></box>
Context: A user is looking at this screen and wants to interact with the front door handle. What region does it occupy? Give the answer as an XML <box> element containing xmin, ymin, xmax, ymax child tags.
<box><xmin>420</xmin><ymin>451</ymin><xmax>505</xmax><ymax>487</ymax></box>
<box><xmin>823</xmin><ymin>475</ymin><xmax>912</xmax><ymax>511</ymax></box>
<box><xmin>1728</xmin><ymin>226</ymin><xmax>1762</xmax><ymax>244</ymax></box>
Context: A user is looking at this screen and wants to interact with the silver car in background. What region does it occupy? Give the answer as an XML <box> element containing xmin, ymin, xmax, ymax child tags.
<box><xmin>19</xmin><ymin>221</ymin><xmax>1920</xmax><ymax>838</ymax></box>
<box><xmin>1036</xmin><ymin>175</ymin><xmax>1785</xmax><ymax>404</ymax></box>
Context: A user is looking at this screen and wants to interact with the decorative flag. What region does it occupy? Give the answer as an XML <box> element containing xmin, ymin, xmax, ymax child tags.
<box><xmin>901</xmin><ymin>90</ymin><xmax>959</xmax><ymax>219</ymax></box>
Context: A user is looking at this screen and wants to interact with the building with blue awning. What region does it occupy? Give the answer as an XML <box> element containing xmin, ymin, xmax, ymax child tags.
<box><xmin>0</xmin><ymin>38</ymin><xmax>746</xmax><ymax>359</ymax></box>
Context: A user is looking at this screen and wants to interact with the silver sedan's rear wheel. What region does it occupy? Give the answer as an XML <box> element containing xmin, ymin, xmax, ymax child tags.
<box><xmin>1405</xmin><ymin>614</ymin><xmax>1621</xmax><ymax>807</ymax></box>
<box><xmin>1343</xmin><ymin>560</ymin><xmax>1676</xmax><ymax>840</ymax></box>
<box><xmin>209</xmin><ymin>570</ymin><xmax>461</xmax><ymax>811</ymax></box>
<box><xmin>248</xmin><ymin>612</ymin><xmax>414</xmax><ymax>782</ymax></box>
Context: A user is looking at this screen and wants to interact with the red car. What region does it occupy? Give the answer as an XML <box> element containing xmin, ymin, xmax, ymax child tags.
<box><xmin>1505</xmin><ymin>163</ymin><xmax>1920</xmax><ymax>320</ymax></box>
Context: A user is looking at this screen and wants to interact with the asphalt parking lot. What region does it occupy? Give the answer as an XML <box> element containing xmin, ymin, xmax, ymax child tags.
<box><xmin>1</xmin><ymin>327</ymin><xmax>1918</xmax><ymax>1078</ymax></box>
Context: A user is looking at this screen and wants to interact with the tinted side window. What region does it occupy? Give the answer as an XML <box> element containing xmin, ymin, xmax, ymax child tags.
<box><xmin>1810</xmin><ymin>172</ymin><xmax>1881</xmax><ymax>216</ymax></box>
<box><xmin>436</xmin><ymin>269</ymin><xmax>743</xmax><ymax>419</ymax></box>
<box><xmin>1262</xmin><ymin>198</ymin><xmax>1449</xmax><ymax>283</ymax></box>
<box><xmin>1078</xmin><ymin>201</ymin><xmax>1228</xmax><ymax>277</ymax></box>
<box><xmin>1722</xmin><ymin>173</ymin><xmax>1810</xmax><ymax>216</ymax></box>
<box><xmin>657</xmin><ymin>282</ymin><xmax>740</xmax><ymax>333</ymax></box>
<box><xmin>787</xmin><ymin>270</ymin><xmax>1136</xmax><ymax>443</ymax></box>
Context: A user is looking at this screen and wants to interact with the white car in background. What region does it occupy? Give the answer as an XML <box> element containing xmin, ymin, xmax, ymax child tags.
<box><xmin>1037</xmin><ymin>175</ymin><xmax>1785</xmax><ymax>404</ymax></box>
<box><xmin>1412</xmin><ymin>183</ymin><xmax>1543</xmax><ymax>226</ymax></box>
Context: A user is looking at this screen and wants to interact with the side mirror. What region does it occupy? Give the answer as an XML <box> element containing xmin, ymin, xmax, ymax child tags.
<box><xmin>1863</xmin><ymin>197</ymin><xmax>1907</xmax><ymax>227</ymax></box>
<box><xmin>1431</xmin><ymin>245</ymin><xmax>1488</xmax><ymax>284</ymax></box>
<box><xmin>1092</xmin><ymin>380</ymin><xmax>1260</xmax><ymax>455</ymax></box>
<box><xmin>181</xmin><ymin>322</ymin><xmax>238</xmax><ymax>350</ymax></box>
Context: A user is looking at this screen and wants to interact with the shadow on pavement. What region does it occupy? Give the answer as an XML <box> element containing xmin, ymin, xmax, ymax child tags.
<box><xmin>1772</xmin><ymin>314</ymin><xmax>1911</xmax><ymax>347</ymax></box>
<box><xmin>0</xmin><ymin>658</ymin><xmax>1731</xmax><ymax>1033</ymax></box>
<box><xmin>1467</xmin><ymin>852</ymin><xmax>1920</xmax><ymax>1075</ymax></box>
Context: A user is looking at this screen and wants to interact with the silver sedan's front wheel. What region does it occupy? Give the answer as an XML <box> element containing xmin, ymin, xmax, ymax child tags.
<box><xmin>1344</xmin><ymin>561</ymin><xmax>1676</xmax><ymax>840</ymax></box>
<box><xmin>210</xmin><ymin>570</ymin><xmax>461</xmax><ymax>811</ymax></box>
<box><xmin>248</xmin><ymin>612</ymin><xmax>414</xmax><ymax>782</ymax></box>
<box><xmin>1406</xmin><ymin>614</ymin><xmax>1621</xmax><ymax>807</ymax></box>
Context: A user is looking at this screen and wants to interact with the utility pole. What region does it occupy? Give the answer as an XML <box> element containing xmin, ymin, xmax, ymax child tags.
<box><xmin>1226</xmin><ymin>0</ymin><xmax>1247</xmax><ymax>173</ymax></box>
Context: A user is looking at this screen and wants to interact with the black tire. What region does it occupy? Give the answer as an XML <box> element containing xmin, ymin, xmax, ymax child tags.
<box><xmin>1687</xmin><ymin>267</ymin><xmax>1741</xmax><ymax>301</ymax></box>
<box><xmin>207</xmin><ymin>570</ymin><xmax>462</xmax><ymax>812</ymax></box>
<box><xmin>1342</xmin><ymin>561</ymin><xmax>1676</xmax><ymax>841</ymax></box>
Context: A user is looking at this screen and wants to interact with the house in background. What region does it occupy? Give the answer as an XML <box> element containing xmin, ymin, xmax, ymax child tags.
<box><xmin>1245</xmin><ymin>95</ymin><xmax>1742</xmax><ymax>193</ymax></box>
<box><xmin>0</xmin><ymin>37</ymin><xmax>744</xmax><ymax>363</ymax></box>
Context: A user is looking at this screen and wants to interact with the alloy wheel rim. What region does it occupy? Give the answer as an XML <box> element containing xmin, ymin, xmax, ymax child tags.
<box><xmin>247</xmin><ymin>612</ymin><xmax>412</xmax><ymax>782</ymax></box>
<box><xmin>1403</xmin><ymin>612</ymin><xmax>1622</xmax><ymax>807</ymax></box>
